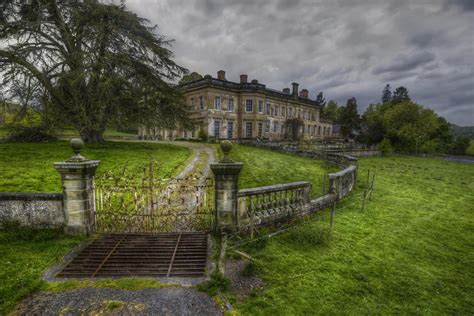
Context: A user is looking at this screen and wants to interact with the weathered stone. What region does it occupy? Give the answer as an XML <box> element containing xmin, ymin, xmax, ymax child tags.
<box><xmin>54</xmin><ymin>139</ymin><xmax>100</xmax><ymax>235</ymax></box>
<box><xmin>0</xmin><ymin>193</ymin><xmax>64</xmax><ymax>229</ymax></box>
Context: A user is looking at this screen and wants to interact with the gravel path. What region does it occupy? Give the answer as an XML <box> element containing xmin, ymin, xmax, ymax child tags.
<box><xmin>15</xmin><ymin>287</ymin><xmax>223</xmax><ymax>315</ymax></box>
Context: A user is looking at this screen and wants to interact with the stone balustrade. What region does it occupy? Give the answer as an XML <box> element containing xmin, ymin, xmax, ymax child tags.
<box><xmin>237</xmin><ymin>181</ymin><xmax>311</xmax><ymax>227</ymax></box>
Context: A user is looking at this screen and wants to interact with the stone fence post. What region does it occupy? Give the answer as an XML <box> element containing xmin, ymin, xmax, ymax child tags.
<box><xmin>54</xmin><ymin>139</ymin><xmax>100</xmax><ymax>235</ymax></box>
<box><xmin>210</xmin><ymin>141</ymin><xmax>243</xmax><ymax>232</ymax></box>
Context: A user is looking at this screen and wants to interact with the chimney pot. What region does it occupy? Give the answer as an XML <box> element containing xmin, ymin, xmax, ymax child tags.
<box><xmin>283</xmin><ymin>88</ymin><xmax>290</xmax><ymax>94</ymax></box>
<box><xmin>300</xmin><ymin>89</ymin><xmax>309</xmax><ymax>98</ymax></box>
<box><xmin>217</xmin><ymin>70</ymin><xmax>226</xmax><ymax>81</ymax></box>
<box><xmin>292</xmin><ymin>82</ymin><xmax>299</xmax><ymax>96</ymax></box>
<box><xmin>240</xmin><ymin>74</ymin><xmax>248</xmax><ymax>84</ymax></box>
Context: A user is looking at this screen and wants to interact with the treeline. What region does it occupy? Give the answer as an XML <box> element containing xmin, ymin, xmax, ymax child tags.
<box><xmin>321</xmin><ymin>85</ymin><xmax>471</xmax><ymax>155</ymax></box>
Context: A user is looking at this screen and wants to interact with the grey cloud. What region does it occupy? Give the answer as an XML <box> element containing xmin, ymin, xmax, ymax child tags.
<box><xmin>126</xmin><ymin>0</ymin><xmax>474</xmax><ymax>126</ymax></box>
<box><xmin>372</xmin><ymin>52</ymin><xmax>436</xmax><ymax>75</ymax></box>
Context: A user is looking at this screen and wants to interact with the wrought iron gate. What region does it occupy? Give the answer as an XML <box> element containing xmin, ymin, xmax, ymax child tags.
<box><xmin>93</xmin><ymin>161</ymin><xmax>215</xmax><ymax>234</ymax></box>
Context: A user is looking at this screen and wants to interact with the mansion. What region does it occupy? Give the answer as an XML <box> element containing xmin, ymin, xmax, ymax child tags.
<box><xmin>139</xmin><ymin>70</ymin><xmax>333</xmax><ymax>141</ymax></box>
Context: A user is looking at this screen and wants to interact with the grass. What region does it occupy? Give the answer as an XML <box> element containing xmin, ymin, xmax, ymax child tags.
<box><xmin>0</xmin><ymin>141</ymin><xmax>191</xmax><ymax>192</ymax></box>
<box><xmin>0</xmin><ymin>226</ymin><xmax>171</xmax><ymax>314</ymax></box>
<box><xmin>228</xmin><ymin>144</ymin><xmax>338</xmax><ymax>197</ymax></box>
<box><xmin>233</xmin><ymin>154</ymin><xmax>474</xmax><ymax>315</ymax></box>
<box><xmin>0</xmin><ymin>226</ymin><xmax>84</xmax><ymax>314</ymax></box>
<box><xmin>467</xmin><ymin>139</ymin><xmax>474</xmax><ymax>156</ymax></box>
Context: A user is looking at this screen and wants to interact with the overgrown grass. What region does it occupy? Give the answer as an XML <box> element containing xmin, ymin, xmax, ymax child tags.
<box><xmin>0</xmin><ymin>226</ymin><xmax>83</xmax><ymax>314</ymax></box>
<box><xmin>0</xmin><ymin>141</ymin><xmax>191</xmax><ymax>192</ymax></box>
<box><xmin>467</xmin><ymin>139</ymin><xmax>474</xmax><ymax>156</ymax></box>
<box><xmin>234</xmin><ymin>155</ymin><xmax>474</xmax><ymax>315</ymax></box>
<box><xmin>228</xmin><ymin>144</ymin><xmax>338</xmax><ymax>197</ymax></box>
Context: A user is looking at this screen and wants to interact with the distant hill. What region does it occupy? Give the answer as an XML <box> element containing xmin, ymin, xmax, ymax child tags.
<box><xmin>450</xmin><ymin>125</ymin><xmax>474</xmax><ymax>138</ymax></box>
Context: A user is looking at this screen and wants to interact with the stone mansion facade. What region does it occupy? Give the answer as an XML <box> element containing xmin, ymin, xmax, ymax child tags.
<box><xmin>138</xmin><ymin>70</ymin><xmax>333</xmax><ymax>141</ymax></box>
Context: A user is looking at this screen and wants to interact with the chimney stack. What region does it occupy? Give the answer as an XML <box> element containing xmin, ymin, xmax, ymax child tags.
<box><xmin>299</xmin><ymin>89</ymin><xmax>309</xmax><ymax>98</ymax></box>
<box><xmin>283</xmin><ymin>88</ymin><xmax>290</xmax><ymax>94</ymax></box>
<box><xmin>251</xmin><ymin>79</ymin><xmax>259</xmax><ymax>84</ymax></box>
<box><xmin>240</xmin><ymin>74</ymin><xmax>248</xmax><ymax>84</ymax></box>
<box><xmin>292</xmin><ymin>82</ymin><xmax>299</xmax><ymax>96</ymax></box>
<box><xmin>217</xmin><ymin>70</ymin><xmax>226</xmax><ymax>81</ymax></box>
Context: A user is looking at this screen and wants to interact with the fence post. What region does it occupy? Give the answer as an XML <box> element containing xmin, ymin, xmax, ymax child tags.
<box><xmin>210</xmin><ymin>141</ymin><xmax>243</xmax><ymax>232</ymax></box>
<box><xmin>54</xmin><ymin>138</ymin><xmax>100</xmax><ymax>236</ymax></box>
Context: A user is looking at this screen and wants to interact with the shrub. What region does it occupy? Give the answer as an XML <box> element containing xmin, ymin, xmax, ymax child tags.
<box><xmin>197</xmin><ymin>271</ymin><xmax>230</xmax><ymax>295</ymax></box>
<box><xmin>377</xmin><ymin>138</ymin><xmax>393</xmax><ymax>155</ymax></box>
<box><xmin>420</xmin><ymin>139</ymin><xmax>439</xmax><ymax>154</ymax></box>
<box><xmin>449</xmin><ymin>136</ymin><xmax>470</xmax><ymax>155</ymax></box>
<box><xmin>7</xmin><ymin>125</ymin><xmax>57</xmax><ymax>142</ymax></box>
<box><xmin>197</xmin><ymin>128</ymin><xmax>208</xmax><ymax>141</ymax></box>
<box><xmin>241</xmin><ymin>261</ymin><xmax>259</xmax><ymax>277</ymax></box>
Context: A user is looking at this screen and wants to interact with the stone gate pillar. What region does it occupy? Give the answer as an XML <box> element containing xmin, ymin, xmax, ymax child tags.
<box><xmin>210</xmin><ymin>141</ymin><xmax>243</xmax><ymax>231</ymax></box>
<box><xmin>54</xmin><ymin>138</ymin><xmax>100</xmax><ymax>235</ymax></box>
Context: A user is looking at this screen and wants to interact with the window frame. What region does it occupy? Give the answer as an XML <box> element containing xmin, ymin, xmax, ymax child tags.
<box><xmin>199</xmin><ymin>96</ymin><xmax>204</xmax><ymax>111</ymax></box>
<box><xmin>245</xmin><ymin>122</ymin><xmax>253</xmax><ymax>138</ymax></box>
<box><xmin>214</xmin><ymin>120</ymin><xmax>221</xmax><ymax>138</ymax></box>
<box><xmin>245</xmin><ymin>99</ymin><xmax>253</xmax><ymax>113</ymax></box>
<box><xmin>214</xmin><ymin>96</ymin><xmax>221</xmax><ymax>110</ymax></box>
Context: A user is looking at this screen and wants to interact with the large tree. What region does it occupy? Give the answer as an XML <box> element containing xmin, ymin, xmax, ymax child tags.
<box><xmin>322</xmin><ymin>100</ymin><xmax>341</xmax><ymax>122</ymax></box>
<box><xmin>381</xmin><ymin>84</ymin><xmax>392</xmax><ymax>103</ymax></box>
<box><xmin>392</xmin><ymin>86</ymin><xmax>410</xmax><ymax>104</ymax></box>
<box><xmin>315</xmin><ymin>91</ymin><xmax>326</xmax><ymax>109</ymax></box>
<box><xmin>0</xmin><ymin>0</ymin><xmax>188</xmax><ymax>142</ymax></box>
<box><xmin>340</xmin><ymin>97</ymin><xmax>360</xmax><ymax>137</ymax></box>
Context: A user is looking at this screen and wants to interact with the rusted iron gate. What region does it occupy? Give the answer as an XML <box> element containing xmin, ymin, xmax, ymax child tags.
<box><xmin>93</xmin><ymin>161</ymin><xmax>215</xmax><ymax>234</ymax></box>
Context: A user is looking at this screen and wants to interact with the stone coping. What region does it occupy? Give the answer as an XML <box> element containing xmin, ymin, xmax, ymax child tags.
<box><xmin>0</xmin><ymin>192</ymin><xmax>63</xmax><ymax>201</ymax></box>
<box><xmin>53</xmin><ymin>160</ymin><xmax>101</xmax><ymax>169</ymax></box>
<box><xmin>328</xmin><ymin>165</ymin><xmax>357</xmax><ymax>179</ymax></box>
<box><xmin>238</xmin><ymin>181</ymin><xmax>310</xmax><ymax>197</ymax></box>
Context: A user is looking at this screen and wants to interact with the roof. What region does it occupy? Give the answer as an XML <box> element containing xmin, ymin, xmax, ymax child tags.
<box><xmin>178</xmin><ymin>76</ymin><xmax>322</xmax><ymax>109</ymax></box>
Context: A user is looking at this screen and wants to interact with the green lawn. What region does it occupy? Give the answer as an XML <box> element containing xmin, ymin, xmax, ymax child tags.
<box><xmin>234</xmin><ymin>154</ymin><xmax>474</xmax><ymax>315</ymax></box>
<box><xmin>228</xmin><ymin>144</ymin><xmax>338</xmax><ymax>197</ymax></box>
<box><xmin>0</xmin><ymin>141</ymin><xmax>191</xmax><ymax>192</ymax></box>
<box><xmin>467</xmin><ymin>140</ymin><xmax>474</xmax><ymax>156</ymax></box>
<box><xmin>0</xmin><ymin>227</ymin><xmax>83</xmax><ymax>314</ymax></box>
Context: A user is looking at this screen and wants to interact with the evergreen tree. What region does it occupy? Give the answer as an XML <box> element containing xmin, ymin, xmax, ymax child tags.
<box><xmin>315</xmin><ymin>92</ymin><xmax>326</xmax><ymax>109</ymax></box>
<box><xmin>340</xmin><ymin>97</ymin><xmax>360</xmax><ymax>137</ymax></box>
<box><xmin>392</xmin><ymin>86</ymin><xmax>411</xmax><ymax>104</ymax></box>
<box><xmin>381</xmin><ymin>84</ymin><xmax>392</xmax><ymax>103</ymax></box>
<box><xmin>0</xmin><ymin>0</ymin><xmax>188</xmax><ymax>143</ymax></box>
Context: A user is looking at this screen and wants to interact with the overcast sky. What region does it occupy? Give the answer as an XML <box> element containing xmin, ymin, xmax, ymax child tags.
<box><xmin>126</xmin><ymin>0</ymin><xmax>474</xmax><ymax>126</ymax></box>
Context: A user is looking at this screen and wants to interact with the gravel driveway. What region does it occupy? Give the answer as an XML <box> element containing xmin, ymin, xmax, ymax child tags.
<box><xmin>15</xmin><ymin>287</ymin><xmax>223</xmax><ymax>315</ymax></box>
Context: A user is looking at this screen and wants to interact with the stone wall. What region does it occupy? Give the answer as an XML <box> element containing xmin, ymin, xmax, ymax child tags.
<box><xmin>0</xmin><ymin>192</ymin><xmax>65</xmax><ymax>228</ymax></box>
<box><xmin>235</xmin><ymin>148</ymin><xmax>358</xmax><ymax>231</ymax></box>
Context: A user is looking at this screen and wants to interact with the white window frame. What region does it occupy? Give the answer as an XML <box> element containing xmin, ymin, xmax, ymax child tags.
<box><xmin>228</xmin><ymin>97</ymin><xmax>234</xmax><ymax>112</ymax></box>
<box><xmin>245</xmin><ymin>122</ymin><xmax>253</xmax><ymax>138</ymax></box>
<box><xmin>266</xmin><ymin>103</ymin><xmax>271</xmax><ymax>115</ymax></box>
<box><xmin>214</xmin><ymin>96</ymin><xmax>221</xmax><ymax>110</ymax></box>
<box><xmin>258</xmin><ymin>100</ymin><xmax>263</xmax><ymax>113</ymax></box>
<box><xmin>245</xmin><ymin>99</ymin><xmax>253</xmax><ymax>113</ymax></box>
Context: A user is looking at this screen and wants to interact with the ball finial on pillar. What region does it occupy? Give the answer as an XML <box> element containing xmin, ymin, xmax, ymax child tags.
<box><xmin>67</xmin><ymin>138</ymin><xmax>87</xmax><ymax>162</ymax></box>
<box><xmin>220</xmin><ymin>140</ymin><xmax>233</xmax><ymax>163</ymax></box>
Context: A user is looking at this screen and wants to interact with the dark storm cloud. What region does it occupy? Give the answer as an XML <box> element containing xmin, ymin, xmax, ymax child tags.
<box><xmin>126</xmin><ymin>0</ymin><xmax>474</xmax><ymax>126</ymax></box>
<box><xmin>372</xmin><ymin>52</ymin><xmax>436</xmax><ymax>75</ymax></box>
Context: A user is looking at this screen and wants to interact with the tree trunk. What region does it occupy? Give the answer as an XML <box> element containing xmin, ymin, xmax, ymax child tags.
<box><xmin>80</xmin><ymin>129</ymin><xmax>105</xmax><ymax>143</ymax></box>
